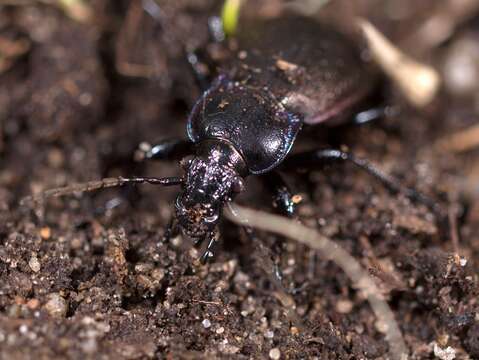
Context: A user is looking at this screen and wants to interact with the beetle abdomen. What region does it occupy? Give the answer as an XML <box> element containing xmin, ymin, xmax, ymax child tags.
<box><xmin>232</xmin><ymin>15</ymin><xmax>375</xmax><ymax>125</ymax></box>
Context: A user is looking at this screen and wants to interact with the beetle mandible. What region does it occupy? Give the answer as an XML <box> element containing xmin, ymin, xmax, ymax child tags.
<box><xmin>22</xmin><ymin>13</ymin><xmax>440</xmax><ymax>262</ymax></box>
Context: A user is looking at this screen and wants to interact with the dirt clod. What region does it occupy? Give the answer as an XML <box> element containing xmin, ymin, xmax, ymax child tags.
<box><xmin>44</xmin><ymin>293</ymin><xmax>68</xmax><ymax>318</ymax></box>
<box><xmin>269</xmin><ymin>347</ymin><xmax>281</xmax><ymax>359</ymax></box>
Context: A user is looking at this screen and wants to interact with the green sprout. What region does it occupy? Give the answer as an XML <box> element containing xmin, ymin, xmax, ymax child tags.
<box><xmin>221</xmin><ymin>0</ymin><xmax>243</xmax><ymax>37</ymax></box>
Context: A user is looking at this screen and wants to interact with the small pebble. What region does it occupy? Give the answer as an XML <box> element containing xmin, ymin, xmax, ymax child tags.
<box><xmin>265</xmin><ymin>330</ymin><xmax>274</xmax><ymax>339</ymax></box>
<box><xmin>291</xmin><ymin>194</ymin><xmax>302</xmax><ymax>204</ymax></box>
<box><xmin>44</xmin><ymin>293</ymin><xmax>68</xmax><ymax>318</ymax></box>
<box><xmin>216</xmin><ymin>326</ymin><xmax>225</xmax><ymax>334</ymax></box>
<box><xmin>171</xmin><ymin>235</ymin><xmax>183</xmax><ymax>248</ymax></box>
<box><xmin>81</xmin><ymin>337</ymin><xmax>98</xmax><ymax>354</ymax></box>
<box><xmin>336</xmin><ymin>299</ymin><xmax>353</xmax><ymax>314</ymax></box>
<box><xmin>134</xmin><ymin>263</ymin><xmax>153</xmax><ymax>274</ymax></box>
<box><xmin>26</xmin><ymin>298</ymin><xmax>40</xmax><ymax>310</ymax></box>
<box><xmin>238</xmin><ymin>50</ymin><xmax>247</xmax><ymax>59</ymax></box>
<box><xmin>40</xmin><ymin>227</ymin><xmax>51</xmax><ymax>240</ymax></box>
<box><xmin>375</xmin><ymin>320</ymin><xmax>389</xmax><ymax>334</ymax></box>
<box><xmin>269</xmin><ymin>348</ymin><xmax>281</xmax><ymax>360</ymax></box>
<box><xmin>202</xmin><ymin>319</ymin><xmax>211</xmax><ymax>329</ymax></box>
<box><xmin>47</xmin><ymin>149</ymin><xmax>64</xmax><ymax>168</ymax></box>
<box><xmin>151</xmin><ymin>268</ymin><xmax>165</xmax><ymax>281</ymax></box>
<box><xmin>443</xmin><ymin>36</ymin><xmax>479</xmax><ymax>96</ymax></box>
<box><xmin>79</xmin><ymin>93</ymin><xmax>93</xmax><ymax>106</ymax></box>
<box><xmin>19</xmin><ymin>324</ymin><xmax>28</xmax><ymax>334</ymax></box>
<box><xmin>28</xmin><ymin>256</ymin><xmax>41</xmax><ymax>273</ymax></box>
<box><xmin>433</xmin><ymin>342</ymin><xmax>456</xmax><ymax>360</ymax></box>
<box><xmin>290</xmin><ymin>326</ymin><xmax>299</xmax><ymax>335</ymax></box>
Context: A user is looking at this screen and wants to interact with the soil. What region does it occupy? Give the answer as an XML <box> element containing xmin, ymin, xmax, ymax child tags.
<box><xmin>1</xmin><ymin>1</ymin><xmax>479</xmax><ymax>359</ymax></box>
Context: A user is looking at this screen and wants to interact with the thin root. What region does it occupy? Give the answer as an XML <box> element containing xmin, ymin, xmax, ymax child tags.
<box><xmin>225</xmin><ymin>203</ymin><xmax>409</xmax><ymax>360</ymax></box>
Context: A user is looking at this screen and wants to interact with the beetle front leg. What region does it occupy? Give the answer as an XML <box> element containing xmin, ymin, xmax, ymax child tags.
<box><xmin>136</xmin><ymin>138</ymin><xmax>193</xmax><ymax>162</ymax></box>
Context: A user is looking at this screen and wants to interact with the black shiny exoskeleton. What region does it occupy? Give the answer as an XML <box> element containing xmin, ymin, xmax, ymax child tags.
<box><xmin>23</xmin><ymin>14</ymin><xmax>439</xmax><ymax>262</ymax></box>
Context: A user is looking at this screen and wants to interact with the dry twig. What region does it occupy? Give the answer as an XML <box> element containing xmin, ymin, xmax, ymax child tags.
<box><xmin>0</xmin><ymin>35</ymin><xmax>30</xmax><ymax>74</ymax></box>
<box><xmin>435</xmin><ymin>124</ymin><xmax>479</xmax><ymax>153</ymax></box>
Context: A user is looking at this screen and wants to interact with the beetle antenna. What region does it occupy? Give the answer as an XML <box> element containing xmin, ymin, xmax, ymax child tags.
<box><xmin>20</xmin><ymin>176</ymin><xmax>183</xmax><ymax>207</ymax></box>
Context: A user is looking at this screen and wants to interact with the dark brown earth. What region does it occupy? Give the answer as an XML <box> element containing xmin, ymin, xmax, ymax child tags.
<box><xmin>1</xmin><ymin>1</ymin><xmax>479</xmax><ymax>359</ymax></box>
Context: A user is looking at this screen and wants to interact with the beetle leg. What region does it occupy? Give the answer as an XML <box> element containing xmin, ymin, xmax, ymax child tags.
<box><xmin>261</xmin><ymin>172</ymin><xmax>297</xmax><ymax>217</ymax></box>
<box><xmin>283</xmin><ymin>149</ymin><xmax>443</xmax><ymax>216</ymax></box>
<box><xmin>136</xmin><ymin>138</ymin><xmax>193</xmax><ymax>162</ymax></box>
<box><xmin>186</xmin><ymin>16</ymin><xmax>227</xmax><ymax>93</ymax></box>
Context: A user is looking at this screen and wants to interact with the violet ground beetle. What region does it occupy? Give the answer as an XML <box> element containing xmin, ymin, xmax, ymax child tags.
<box><xmin>22</xmin><ymin>12</ymin><xmax>443</xmax><ymax>263</ymax></box>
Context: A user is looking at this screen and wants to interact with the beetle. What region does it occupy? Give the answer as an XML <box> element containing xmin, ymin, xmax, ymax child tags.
<box><xmin>22</xmin><ymin>13</ymin><xmax>440</xmax><ymax>262</ymax></box>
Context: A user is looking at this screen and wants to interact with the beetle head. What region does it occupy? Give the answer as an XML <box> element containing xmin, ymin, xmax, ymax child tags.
<box><xmin>175</xmin><ymin>151</ymin><xmax>245</xmax><ymax>243</ymax></box>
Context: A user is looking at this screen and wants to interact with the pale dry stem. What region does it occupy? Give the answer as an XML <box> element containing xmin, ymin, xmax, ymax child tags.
<box><xmin>357</xmin><ymin>18</ymin><xmax>440</xmax><ymax>109</ymax></box>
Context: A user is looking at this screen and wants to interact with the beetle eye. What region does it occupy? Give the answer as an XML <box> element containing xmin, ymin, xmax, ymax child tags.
<box><xmin>231</xmin><ymin>177</ymin><xmax>245</xmax><ymax>193</ymax></box>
